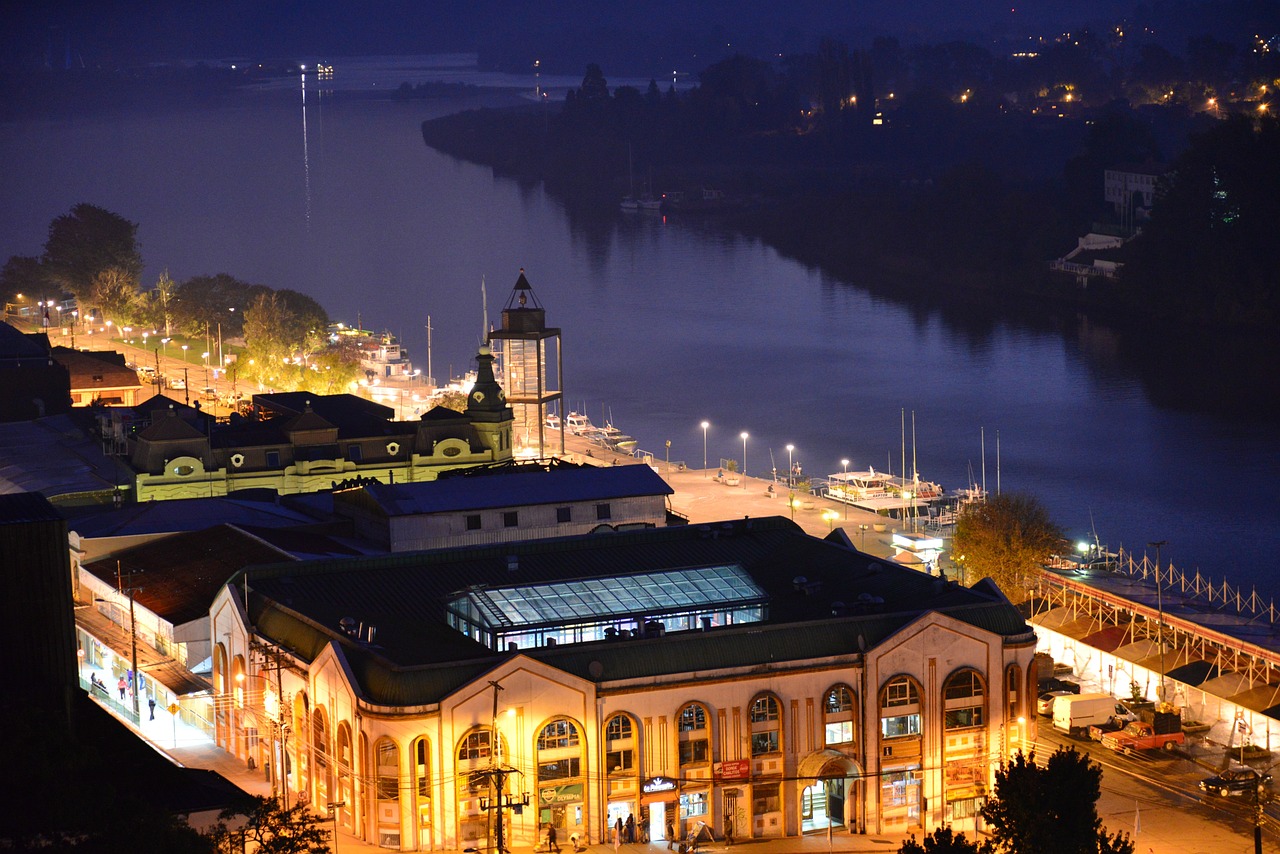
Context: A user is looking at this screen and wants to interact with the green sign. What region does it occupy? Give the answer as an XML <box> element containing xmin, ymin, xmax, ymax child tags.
<box><xmin>540</xmin><ymin>783</ymin><xmax>583</xmax><ymax>805</ymax></box>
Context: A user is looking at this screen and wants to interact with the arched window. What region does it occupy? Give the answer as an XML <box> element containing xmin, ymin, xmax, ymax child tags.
<box><xmin>457</xmin><ymin>729</ymin><xmax>497</xmax><ymax>762</ymax></box>
<box><xmin>749</xmin><ymin>693</ymin><xmax>781</xmax><ymax>756</ymax></box>
<box><xmin>678</xmin><ymin>702</ymin><xmax>710</xmax><ymax>766</ymax></box>
<box><xmin>1005</xmin><ymin>664</ymin><xmax>1022</xmax><ymax>719</ymax></box>
<box><xmin>605</xmin><ymin>713</ymin><xmax>637</xmax><ymax>775</ymax></box>
<box><xmin>536</xmin><ymin>719</ymin><xmax>585</xmax><ymax>833</ymax></box>
<box><xmin>943</xmin><ymin>670</ymin><xmax>985</xmax><ymax>730</ymax></box>
<box><xmin>312</xmin><ymin>707</ymin><xmax>332</xmax><ymax>803</ymax></box>
<box><xmin>413</xmin><ymin>736</ymin><xmax>432</xmax><ymax>842</ymax></box>
<box><xmin>375</xmin><ymin>737</ymin><xmax>399</xmax><ymax>801</ymax></box>
<box><xmin>880</xmin><ymin>676</ymin><xmax>922</xmax><ymax>739</ymax></box>
<box><xmin>823</xmin><ymin>685</ymin><xmax>857</xmax><ymax>748</ymax></box>
<box><xmin>537</xmin><ymin>719</ymin><xmax>580</xmax><ymax>751</ymax></box>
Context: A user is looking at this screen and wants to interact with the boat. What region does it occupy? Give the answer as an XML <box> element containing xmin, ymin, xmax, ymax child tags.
<box><xmin>825</xmin><ymin>467</ymin><xmax>935</xmax><ymax>517</ymax></box>
<box><xmin>565</xmin><ymin>412</ymin><xmax>594</xmax><ymax>434</ymax></box>
<box><xmin>544</xmin><ymin>413</ymin><xmax>562</xmax><ymax>430</ymax></box>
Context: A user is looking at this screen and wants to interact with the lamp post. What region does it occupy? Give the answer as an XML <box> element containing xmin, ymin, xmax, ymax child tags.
<box><xmin>181</xmin><ymin>343</ymin><xmax>189</xmax><ymax>363</ymax></box>
<box><xmin>841</xmin><ymin>459</ymin><xmax>850</xmax><ymax>519</ymax></box>
<box><xmin>858</xmin><ymin>523</ymin><xmax>868</xmax><ymax>552</ymax></box>
<box><xmin>740</xmin><ymin>432</ymin><xmax>748</xmax><ymax>488</ymax></box>
<box><xmin>700</xmin><ymin>421</ymin><xmax>709</xmax><ymax>477</ymax></box>
<box><xmin>1149</xmin><ymin>540</ymin><xmax>1167</xmax><ymax>704</ymax></box>
<box><xmin>786</xmin><ymin>444</ymin><xmax>794</xmax><ymax>487</ymax></box>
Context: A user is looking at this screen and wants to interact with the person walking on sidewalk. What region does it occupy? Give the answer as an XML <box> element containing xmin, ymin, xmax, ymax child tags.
<box><xmin>547</xmin><ymin>824</ymin><xmax>560</xmax><ymax>853</ymax></box>
<box><xmin>148</xmin><ymin>697</ymin><xmax>156</xmax><ymax>720</ymax></box>
<box><xmin>666</xmin><ymin>819</ymin><xmax>675</xmax><ymax>850</ymax></box>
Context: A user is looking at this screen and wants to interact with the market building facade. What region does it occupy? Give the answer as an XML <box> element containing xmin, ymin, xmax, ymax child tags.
<box><xmin>209</xmin><ymin>517</ymin><xmax>1038</xmax><ymax>850</ymax></box>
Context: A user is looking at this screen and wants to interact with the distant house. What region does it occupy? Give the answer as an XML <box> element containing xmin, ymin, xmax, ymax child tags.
<box><xmin>1104</xmin><ymin>162</ymin><xmax>1168</xmax><ymax>226</ymax></box>
<box><xmin>51</xmin><ymin>346</ymin><xmax>143</xmax><ymax>407</ymax></box>
<box><xmin>331</xmin><ymin>461</ymin><xmax>675</xmax><ymax>551</ymax></box>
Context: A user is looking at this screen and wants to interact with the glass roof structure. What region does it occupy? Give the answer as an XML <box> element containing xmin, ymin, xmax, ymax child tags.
<box><xmin>447</xmin><ymin>564</ymin><xmax>769</xmax><ymax>651</ymax></box>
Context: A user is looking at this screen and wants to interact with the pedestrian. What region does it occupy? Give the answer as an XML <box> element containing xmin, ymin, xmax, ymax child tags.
<box><xmin>148</xmin><ymin>697</ymin><xmax>156</xmax><ymax>721</ymax></box>
<box><xmin>614</xmin><ymin>817</ymin><xmax>623</xmax><ymax>851</ymax></box>
<box><xmin>548</xmin><ymin>824</ymin><xmax>560</xmax><ymax>853</ymax></box>
<box><xmin>626</xmin><ymin>813</ymin><xmax>636</xmax><ymax>843</ymax></box>
<box><xmin>117</xmin><ymin>676</ymin><xmax>127</xmax><ymax>700</ymax></box>
<box><xmin>666</xmin><ymin>819</ymin><xmax>675</xmax><ymax>850</ymax></box>
<box><xmin>724</xmin><ymin>820</ymin><xmax>734</xmax><ymax>847</ymax></box>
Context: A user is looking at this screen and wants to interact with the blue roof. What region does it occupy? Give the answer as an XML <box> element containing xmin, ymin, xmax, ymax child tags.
<box><xmin>359</xmin><ymin>464</ymin><xmax>673</xmax><ymax>515</ymax></box>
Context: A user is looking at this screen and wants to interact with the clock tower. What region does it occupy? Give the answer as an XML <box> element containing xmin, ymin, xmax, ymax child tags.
<box><xmin>487</xmin><ymin>269</ymin><xmax>563</xmax><ymax>458</ymax></box>
<box><xmin>465</xmin><ymin>343</ymin><xmax>514</xmax><ymax>460</ymax></box>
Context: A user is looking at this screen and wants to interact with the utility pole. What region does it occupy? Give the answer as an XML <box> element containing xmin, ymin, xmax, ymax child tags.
<box><xmin>477</xmin><ymin>679</ymin><xmax>528</xmax><ymax>854</ymax></box>
<box><xmin>425</xmin><ymin>315</ymin><xmax>433</xmax><ymax>386</ymax></box>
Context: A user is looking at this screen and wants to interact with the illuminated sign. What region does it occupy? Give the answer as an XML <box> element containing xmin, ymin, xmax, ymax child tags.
<box><xmin>642</xmin><ymin>776</ymin><xmax>677</xmax><ymax>794</ymax></box>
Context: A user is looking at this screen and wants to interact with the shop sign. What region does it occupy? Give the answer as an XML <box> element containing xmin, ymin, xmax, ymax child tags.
<box><xmin>540</xmin><ymin>783</ymin><xmax>584</xmax><ymax>805</ymax></box>
<box><xmin>718</xmin><ymin>759</ymin><xmax>750</xmax><ymax>781</ymax></box>
<box><xmin>642</xmin><ymin>776</ymin><xmax>677</xmax><ymax>794</ymax></box>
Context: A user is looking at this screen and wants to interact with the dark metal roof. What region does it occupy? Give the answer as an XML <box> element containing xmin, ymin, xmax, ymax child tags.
<box><xmin>0</xmin><ymin>491</ymin><xmax>64</xmax><ymax>524</ymax></box>
<box><xmin>239</xmin><ymin>516</ymin><xmax>1030</xmax><ymax>706</ymax></box>
<box><xmin>85</xmin><ymin>524</ymin><xmax>296</xmax><ymax>625</ymax></box>
<box><xmin>352</xmin><ymin>464</ymin><xmax>673</xmax><ymax>515</ymax></box>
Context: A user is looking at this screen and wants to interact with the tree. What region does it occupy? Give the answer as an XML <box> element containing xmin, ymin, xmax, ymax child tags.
<box><xmin>579</xmin><ymin>63</ymin><xmax>609</xmax><ymax>101</ymax></box>
<box><xmin>41</xmin><ymin>203</ymin><xmax>143</xmax><ymax>304</ymax></box>
<box><xmin>88</xmin><ymin>266</ymin><xmax>141</xmax><ymax>322</ymax></box>
<box><xmin>980</xmin><ymin>749</ymin><xmax>1134</xmax><ymax>854</ymax></box>
<box><xmin>898</xmin><ymin>826</ymin><xmax>981</xmax><ymax>854</ymax></box>
<box><xmin>150</xmin><ymin>269</ymin><xmax>177</xmax><ymax>336</ymax></box>
<box><xmin>1</xmin><ymin>255</ymin><xmax>48</xmax><ymax>304</ymax></box>
<box><xmin>207</xmin><ymin>796</ymin><xmax>330</xmax><ymax>853</ymax></box>
<box><xmin>952</xmin><ymin>492</ymin><xmax>1062</xmax><ymax>598</ymax></box>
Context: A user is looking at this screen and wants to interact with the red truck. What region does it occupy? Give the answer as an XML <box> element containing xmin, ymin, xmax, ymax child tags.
<box><xmin>1099</xmin><ymin>711</ymin><xmax>1185</xmax><ymax>753</ymax></box>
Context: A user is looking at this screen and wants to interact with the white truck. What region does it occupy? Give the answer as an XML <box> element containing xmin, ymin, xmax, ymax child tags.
<box><xmin>1052</xmin><ymin>693</ymin><xmax>1133</xmax><ymax>736</ymax></box>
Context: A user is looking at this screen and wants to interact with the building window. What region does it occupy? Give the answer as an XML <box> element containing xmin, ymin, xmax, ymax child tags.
<box><xmin>750</xmin><ymin>696</ymin><xmax>780</xmax><ymax>722</ymax></box>
<box><xmin>537</xmin><ymin>719</ymin><xmax>580</xmax><ymax>750</ymax></box>
<box><xmin>824</xmin><ymin>685</ymin><xmax>856</xmax><ymax>748</ymax></box>
<box><xmin>503</xmin><ymin>511</ymin><xmax>519</xmax><ymax>528</ymax></box>
<box><xmin>376</xmin><ymin>738</ymin><xmax>399</xmax><ymax>801</ymax></box>
<box><xmin>680</xmin><ymin>792</ymin><xmax>708</xmax><ymax>817</ymax></box>
<box><xmin>749</xmin><ymin>694</ymin><xmax>781</xmax><ymax>756</ymax></box>
<box><xmin>458</xmin><ymin>730</ymin><xmax>493</xmax><ymax>762</ymax></box>
<box><xmin>678</xmin><ymin>703</ymin><xmax>710</xmax><ymax>767</ymax></box>
<box><xmin>605</xmin><ymin>714</ymin><xmax>635</xmax><ymax>774</ymax></box>
<box><xmin>347</xmin><ymin>444</ymin><xmax>363</xmax><ymax>461</ymax></box>
<box><xmin>266</xmin><ymin>450</ymin><xmax>281</xmax><ymax>468</ymax></box>
<box><xmin>556</xmin><ymin>506</ymin><xmax>572</xmax><ymax>523</ymax></box>
<box><xmin>753</xmin><ymin>783</ymin><xmax>780</xmax><ymax>814</ymax></box>
<box><xmin>943</xmin><ymin>669</ymin><xmax>986</xmax><ymax>731</ymax></box>
<box><xmin>751</xmin><ymin>731</ymin><xmax>779</xmax><ymax>755</ymax></box>
<box><xmin>466</xmin><ymin>514</ymin><xmax>482</xmax><ymax>531</ymax></box>
<box><xmin>414</xmin><ymin>737</ymin><xmax>430</xmax><ymax>798</ymax></box>
<box><xmin>596</xmin><ymin>503</ymin><xmax>612</xmax><ymax>520</ymax></box>
<box><xmin>881</xmin><ymin>675</ymin><xmax>922</xmax><ymax>740</ymax></box>
<box><xmin>538</xmin><ymin>756</ymin><xmax>581</xmax><ymax>780</ymax></box>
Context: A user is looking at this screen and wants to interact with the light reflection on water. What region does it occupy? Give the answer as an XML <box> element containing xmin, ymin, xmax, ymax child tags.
<box><xmin>0</xmin><ymin>66</ymin><xmax>1276</xmax><ymax>593</ymax></box>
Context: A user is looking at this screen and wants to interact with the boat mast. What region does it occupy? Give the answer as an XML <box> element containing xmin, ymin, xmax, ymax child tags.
<box><xmin>425</xmin><ymin>314</ymin><xmax>433</xmax><ymax>386</ymax></box>
<box><xmin>996</xmin><ymin>429</ymin><xmax>1001</xmax><ymax>495</ymax></box>
<box><xmin>981</xmin><ymin>427</ymin><xmax>987</xmax><ymax>498</ymax></box>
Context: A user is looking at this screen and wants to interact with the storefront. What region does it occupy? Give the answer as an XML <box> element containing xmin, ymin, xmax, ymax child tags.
<box><xmin>641</xmin><ymin>776</ymin><xmax>678</xmax><ymax>844</ymax></box>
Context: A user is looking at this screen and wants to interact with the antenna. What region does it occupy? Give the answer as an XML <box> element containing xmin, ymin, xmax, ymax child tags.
<box><xmin>481</xmin><ymin>276</ymin><xmax>488</xmax><ymax>345</ymax></box>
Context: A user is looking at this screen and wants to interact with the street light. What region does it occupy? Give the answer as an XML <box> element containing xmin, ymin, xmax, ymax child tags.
<box><xmin>181</xmin><ymin>344</ymin><xmax>189</xmax><ymax>362</ymax></box>
<box><xmin>701</xmin><ymin>421</ymin><xmax>709</xmax><ymax>477</ymax></box>
<box><xmin>841</xmin><ymin>459</ymin><xmax>850</xmax><ymax>519</ymax></box>
<box><xmin>786</xmin><ymin>444</ymin><xmax>794</xmax><ymax>486</ymax></box>
<box><xmin>740</xmin><ymin>432</ymin><xmax>748</xmax><ymax>487</ymax></box>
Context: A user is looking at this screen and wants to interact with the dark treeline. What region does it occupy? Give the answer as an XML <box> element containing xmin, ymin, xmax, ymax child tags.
<box><xmin>423</xmin><ymin>21</ymin><xmax>1280</xmax><ymax>330</ymax></box>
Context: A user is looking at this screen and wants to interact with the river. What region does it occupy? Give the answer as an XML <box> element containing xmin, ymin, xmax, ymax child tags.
<box><xmin>1</xmin><ymin>56</ymin><xmax>1276</xmax><ymax>593</ymax></box>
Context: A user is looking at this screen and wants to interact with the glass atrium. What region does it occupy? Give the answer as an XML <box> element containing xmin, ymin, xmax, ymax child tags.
<box><xmin>447</xmin><ymin>564</ymin><xmax>769</xmax><ymax>651</ymax></box>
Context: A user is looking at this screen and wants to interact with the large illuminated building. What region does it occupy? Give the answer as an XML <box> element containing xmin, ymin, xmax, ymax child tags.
<box><xmin>211</xmin><ymin>516</ymin><xmax>1037</xmax><ymax>850</ymax></box>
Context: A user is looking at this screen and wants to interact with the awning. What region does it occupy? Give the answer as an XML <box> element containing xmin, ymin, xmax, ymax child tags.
<box><xmin>797</xmin><ymin>749</ymin><xmax>856</xmax><ymax>780</ymax></box>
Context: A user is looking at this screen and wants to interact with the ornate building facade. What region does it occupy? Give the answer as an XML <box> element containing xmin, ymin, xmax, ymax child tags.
<box><xmin>209</xmin><ymin>517</ymin><xmax>1038</xmax><ymax>850</ymax></box>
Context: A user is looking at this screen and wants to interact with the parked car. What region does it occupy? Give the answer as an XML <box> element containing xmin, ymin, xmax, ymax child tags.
<box><xmin>1038</xmin><ymin>690</ymin><xmax>1074</xmax><ymax>716</ymax></box>
<box><xmin>168</xmin><ymin>377</ymin><xmax>186</xmax><ymax>390</ymax></box>
<box><xmin>1200</xmin><ymin>767</ymin><xmax>1272</xmax><ymax>797</ymax></box>
<box><xmin>201</xmin><ymin>386</ymin><xmax>217</xmax><ymax>400</ymax></box>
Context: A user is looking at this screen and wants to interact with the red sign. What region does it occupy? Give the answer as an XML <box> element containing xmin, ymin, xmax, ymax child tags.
<box><xmin>719</xmin><ymin>759</ymin><xmax>750</xmax><ymax>781</ymax></box>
